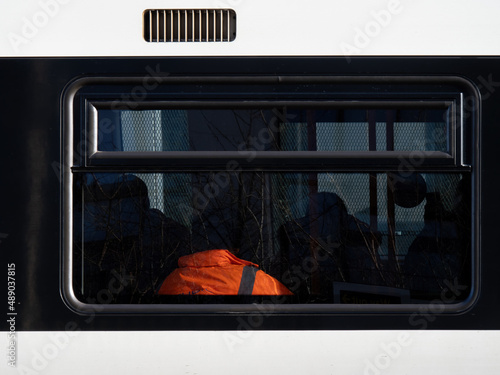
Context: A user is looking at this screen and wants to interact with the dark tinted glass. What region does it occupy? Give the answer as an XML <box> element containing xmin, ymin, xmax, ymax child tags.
<box><xmin>73</xmin><ymin>170</ymin><xmax>470</xmax><ymax>304</ymax></box>
<box><xmin>97</xmin><ymin>108</ymin><xmax>450</xmax><ymax>153</ymax></box>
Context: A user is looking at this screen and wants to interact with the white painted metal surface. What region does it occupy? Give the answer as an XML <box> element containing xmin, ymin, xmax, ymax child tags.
<box><xmin>1</xmin><ymin>1</ymin><xmax>500</xmax><ymax>374</ymax></box>
<box><xmin>1</xmin><ymin>0</ymin><xmax>500</xmax><ymax>57</ymax></box>
<box><xmin>2</xmin><ymin>331</ymin><xmax>500</xmax><ymax>375</ymax></box>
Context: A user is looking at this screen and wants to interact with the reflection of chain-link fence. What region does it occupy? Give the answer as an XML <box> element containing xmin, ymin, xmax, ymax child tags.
<box><xmin>285</xmin><ymin>121</ymin><xmax>448</xmax><ymax>152</ymax></box>
<box><xmin>121</xmin><ymin>111</ymin><xmax>164</xmax><ymax>213</ymax></box>
<box><xmin>282</xmin><ymin>118</ymin><xmax>451</xmax><ymax>262</ymax></box>
<box><xmin>274</xmin><ymin>173</ymin><xmax>421</xmax><ymax>264</ymax></box>
<box><xmin>121</xmin><ymin>110</ymin><xmax>192</xmax><ymax>226</ymax></box>
<box><xmin>394</xmin><ymin>122</ymin><xmax>447</xmax><ymax>152</ymax></box>
<box><xmin>317</xmin><ymin>122</ymin><xmax>369</xmax><ymax>151</ymax></box>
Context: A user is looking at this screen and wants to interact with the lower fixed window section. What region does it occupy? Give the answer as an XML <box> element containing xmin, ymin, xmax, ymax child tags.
<box><xmin>71</xmin><ymin>171</ymin><xmax>472</xmax><ymax>306</ymax></box>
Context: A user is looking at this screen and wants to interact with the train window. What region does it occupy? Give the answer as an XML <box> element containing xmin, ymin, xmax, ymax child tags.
<box><xmin>63</xmin><ymin>76</ymin><xmax>477</xmax><ymax>313</ymax></box>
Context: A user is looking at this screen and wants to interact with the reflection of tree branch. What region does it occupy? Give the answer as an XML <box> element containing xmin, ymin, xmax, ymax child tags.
<box><xmin>198</xmin><ymin>110</ymin><xmax>236</xmax><ymax>150</ymax></box>
<box><xmin>194</xmin><ymin>174</ymin><xmax>234</xmax><ymax>249</ymax></box>
<box><xmin>194</xmin><ymin>109</ymin><xmax>280</xmax><ymax>151</ymax></box>
<box><xmin>241</xmin><ymin>174</ymin><xmax>265</xmax><ymax>259</ymax></box>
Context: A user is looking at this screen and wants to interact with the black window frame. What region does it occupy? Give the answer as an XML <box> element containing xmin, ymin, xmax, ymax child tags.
<box><xmin>62</xmin><ymin>75</ymin><xmax>479</xmax><ymax>315</ymax></box>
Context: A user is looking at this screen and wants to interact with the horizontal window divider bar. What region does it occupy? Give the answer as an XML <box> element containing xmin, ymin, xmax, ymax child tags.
<box><xmin>88</xmin><ymin>150</ymin><xmax>454</xmax><ymax>160</ymax></box>
<box><xmin>78</xmin><ymin>152</ymin><xmax>469</xmax><ymax>172</ymax></box>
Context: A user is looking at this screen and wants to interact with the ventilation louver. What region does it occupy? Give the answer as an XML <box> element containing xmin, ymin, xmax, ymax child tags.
<box><xmin>144</xmin><ymin>9</ymin><xmax>236</xmax><ymax>42</ymax></box>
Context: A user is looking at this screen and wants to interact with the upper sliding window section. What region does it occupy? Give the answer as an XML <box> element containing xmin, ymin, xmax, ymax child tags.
<box><xmin>67</xmin><ymin>76</ymin><xmax>477</xmax><ymax>171</ymax></box>
<box><xmin>92</xmin><ymin>105</ymin><xmax>451</xmax><ymax>154</ymax></box>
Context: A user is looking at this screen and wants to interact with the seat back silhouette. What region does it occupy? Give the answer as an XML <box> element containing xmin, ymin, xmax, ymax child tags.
<box><xmin>74</xmin><ymin>174</ymin><xmax>189</xmax><ymax>303</ymax></box>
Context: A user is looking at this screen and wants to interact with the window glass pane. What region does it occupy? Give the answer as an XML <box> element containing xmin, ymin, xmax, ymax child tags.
<box><xmin>96</xmin><ymin>108</ymin><xmax>450</xmax><ymax>153</ymax></box>
<box><xmin>73</xmin><ymin>171</ymin><xmax>471</xmax><ymax>304</ymax></box>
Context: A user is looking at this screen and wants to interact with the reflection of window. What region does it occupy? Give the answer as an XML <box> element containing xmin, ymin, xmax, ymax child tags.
<box><xmin>66</xmin><ymin>77</ymin><xmax>476</xmax><ymax>313</ymax></box>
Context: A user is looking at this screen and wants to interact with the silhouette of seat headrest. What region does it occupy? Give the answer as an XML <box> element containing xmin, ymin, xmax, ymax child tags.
<box><xmin>74</xmin><ymin>174</ymin><xmax>150</xmax><ymax>242</ymax></box>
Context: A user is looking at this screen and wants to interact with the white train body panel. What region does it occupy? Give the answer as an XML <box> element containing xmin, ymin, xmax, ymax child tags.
<box><xmin>1</xmin><ymin>1</ymin><xmax>499</xmax><ymax>374</ymax></box>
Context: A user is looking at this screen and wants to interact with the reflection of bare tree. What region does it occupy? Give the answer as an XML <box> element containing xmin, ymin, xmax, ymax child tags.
<box><xmin>278</xmin><ymin>191</ymin><xmax>386</xmax><ymax>302</ymax></box>
<box><xmin>74</xmin><ymin>170</ymin><xmax>471</xmax><ymax>304</ymax></box>
<box><xmin>191</xmin><ymin>172</ymin><xmax>272</xmax><ymax>269</ymax></box>
<box><xmin>191</xmin><ymin>109</ymin><xmax>279</xmax><ymax>151</ymax></box>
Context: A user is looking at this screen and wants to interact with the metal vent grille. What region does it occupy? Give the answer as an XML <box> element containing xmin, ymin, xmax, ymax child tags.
<box><xmin>144</xmin><ymin>9</ymin><xmax>236</xmax><ymax>42</ymax></box>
